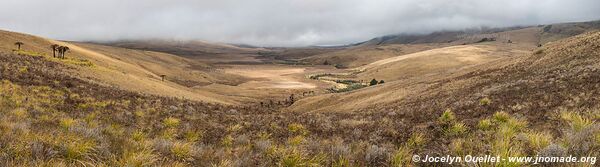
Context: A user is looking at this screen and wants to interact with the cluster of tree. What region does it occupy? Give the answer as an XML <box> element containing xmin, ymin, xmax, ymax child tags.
<box><xmin>12</xmin><ymin>42</ymin><xmax>70</xmax><ymax>59</ymax></box>
<box><xmin>369</xmin><ymin>78</ymin><xmax>384</xmax><ymax>86</ymax></box>
<box><xmin>50</xmin><ymin>44</ymin><xmax>70</xmax><ymax>59</ymax></box>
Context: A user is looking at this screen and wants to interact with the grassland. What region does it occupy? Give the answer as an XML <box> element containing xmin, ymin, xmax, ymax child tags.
<box><xmin>0</xmin><ymin>25</ymin><xmax>599</xmax><ymax>166</ymax></box>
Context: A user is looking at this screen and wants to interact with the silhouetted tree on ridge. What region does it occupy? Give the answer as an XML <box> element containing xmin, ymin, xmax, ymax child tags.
<box><xmin>50</xmin><ymin>44</ymin><xmax>59</xmax><ymax>58</ymax></box>
<box><xmin>58</xmin><ymin>46</ymin><xmax>70</xmax><ymax>59</ymax></box>
<box><xmin>14</xmin><ymin>42</ymin><xmax>24</xmax><ymax>51</ymax></box>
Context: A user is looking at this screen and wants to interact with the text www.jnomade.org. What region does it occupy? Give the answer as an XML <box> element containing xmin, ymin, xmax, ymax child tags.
<box><xmin>412</xmin><ymin>154</ymin><xmax>596</xmax><ymax>165</ymax></box>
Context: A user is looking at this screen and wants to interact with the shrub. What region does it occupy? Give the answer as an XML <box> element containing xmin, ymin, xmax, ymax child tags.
<box><xmin>332</xmin><ymin>157</ymin><xmax>351</xmax><ymax>167</ymax></box>
<box><xmin>59</xmin><ymin>118</ymin><xmax>76</xmax><ymax>130</ymax></box>
<box><xmin>407</xmin><ymin>132</ymin><xmax>426</xmax><ymax>149</ymax></box>
<box><xmin>369</xmin><ymin>79</ymin><xmax>378</xmax><ymax>86</ymax></box>
<box><xmin>221</xmin><ymin>135</ymin><xmax>234</xmax><ymax>147</ymax></box>
<box><xmin>134</xmin><ymin>110</ymin><xmax>145</xmax><ymax>118</ymax></box>
<box><xmin>492</xmin><ymin>123</ymin><xmax>525</xmax><ymax>162</ymax></box>
<box><xmin>212</xmin><ymin>159</ymin><xmax>233</xmax><ymax>167</ymax></box>
<box><xmin>161</xmin><ymin>128</ymin><xmax>177</xmax><ymax>140</ymax></box>
<box><xmin>479</xmin><ymin>97</ymin><xmax>491</xmax><ymax>106</ymax></box>
<box><xmin>279</xmin><ymin>148</ymin><xmax>325</xmax><ymax>167</ymax></box>
<box><xmin>329</xmin><ymin>83</ymin><xmax>367</xmax><ymax>93</ymax></box>
<box><xmin>254</xmin><ymin>139</ymin><xmax>272</xmax><ymax>152</ymax></box>
<box><xmin>132</xmin><ymin>130</ymin><xmax>146</xmax><ymax>142</ymax></box>
<box><xmin>170</xmin><ymin>142</ymin><xmax>194</xmax><ymax>160</ymax></box>
<box><xmin>525</xmin><ymin>131</ymin><xmax>552</xmax><ymax>152</ymax></box>
<box><xmin>365</xmin><ymin>145</ymin><xmax>389</xmax><ymax>166</ymax></box>
<box><xmin>162</xmin><ymin>117</ymin><xmax>180</xmax><ymax>128</ymax></box>
<box><xmin>114</xmin><ymin>148</ymin><xmax>158</xmax><ymax>166</ymax></box>
<box><xmin>569</xmin><ymin>113</ymin><xmax>593</xmax><ymax>132</ymax></box>
<box><xmin>493</xmin><ymin>111</ymin><xmax>511</xmax><ymax>123</ymax></box>
<box><xmin>288</xmin><ymin>123</ymin><xmax>308</xmax><ymax>136</ymax></box>
<box><xmin>446</xmin><ymin>122</ymin><xmax>468</xmax><ymax>137</ymax></box>
<box><xmin>438</xmin><ymin>109</ymin><xmax>456</xmax><ymax>124</ymax></box>
<box><xmin>505</xmin><ymin>118</ymin><xmax>528</xmax><ymax>131</ymax></box>
<box><xmin>449</xmin><ymin>138</ymin><xmax>465</xmax><ymax>156</ymax></box>
<box><xmin>184</xmin><ymin>130</ymin><xmax>202</xmax><ymax>142</ymax></box>
<box><xmin>478</xmin><ymin>119</ymin><xmax>494</xmax><ymax>130</ymax></box>
<box><xmin>62</xmin><ymin>137</ymin><xmax>96</xmax><ymax>160</ymax></box>
<box><xmin>287</xmin><ymin>135</ymin><xmax>305</xmax><ymax>146</ymax></box>
<box><xmin>234</xmin><ymin>134</ymin><xmax>251</xmax><ymax>146</ymax></box>
<box><xmin>538</xmin><ymin>144</ymin><xmax>567</xmax><ymax>157</ymax></box>
<box><xmin>390</xmin><ymin>145</ymin><xmax>412</xmax><ymax>167</ymax></box>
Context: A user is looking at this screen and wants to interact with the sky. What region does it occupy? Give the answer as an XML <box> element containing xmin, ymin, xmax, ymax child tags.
<box><xmin>1</xmin><ymin>0</ymin><xmax>599</xmax><ymax>47</ymax></box>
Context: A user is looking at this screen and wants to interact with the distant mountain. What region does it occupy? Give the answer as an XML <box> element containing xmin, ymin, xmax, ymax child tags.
<box><xmin>540</xmin><ymin>19</ymin><xmax>600</xmax><ymax>43</ymax></box>
<box><xmin>357</xmin><ymin>26</ymin><xmax>527</xmax><ymax>46</ymax></box>
<box><xmin>358</xmin><ymin>20</ymin><xmax>600</xmax><ymax>46</ymax></box>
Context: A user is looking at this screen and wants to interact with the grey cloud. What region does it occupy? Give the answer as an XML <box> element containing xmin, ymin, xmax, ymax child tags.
<box><xmin>1</xmin><ymin>0</ymin><xmax>599</xmax><ymax>46</ymax></box>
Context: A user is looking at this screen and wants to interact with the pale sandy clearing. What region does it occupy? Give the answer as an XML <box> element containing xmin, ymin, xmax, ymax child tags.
<box><xmin>223</xmin><ymin>65</ymin><xmax>316</xmax><ymax>89</ymax></box>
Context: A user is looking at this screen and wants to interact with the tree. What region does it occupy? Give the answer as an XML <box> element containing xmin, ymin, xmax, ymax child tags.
<box><xmin>14</xmin><ymin>42</ymin><xmax>24</xmax><ymax>51</ymax></box>
<box><xmin>160</xmin><ymin>75</ymin><xmax>167</xmax><ymax>81</ymax></box>
<box><xmin>57</xmin><ymin>46</ymin><xmax>64</xmax><ymax>58</ymax></box>
<box><xmin>50</xmin><ymin>44</ymin><xmax>59</xmax><ymax>58</ymax></box>
<box><xmin>58</xmin><ymin>46</ymin><xmax>70</xmax><ymax>59</ymax></box>
<box><xmin>323</xmin><ymin>60</ymin><xmax>331</xmax><ymax>65</ymax></box>
<box><xmin>379</xmin><ymin>80</ymin><xmax>385</xmax><ymax>84</ymax></box>
<box><xmin>370</xmin><ymin>79</ymin><xmax>378</xmax><ymax>86</ymax></box>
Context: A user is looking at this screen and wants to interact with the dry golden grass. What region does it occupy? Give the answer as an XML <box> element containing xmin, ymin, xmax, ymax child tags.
<box><xmin>302</xmin><ymin>43</ymin><xmax>450</xmax><ymax>68</ymax></box>
<box><xmin>1</xmin><ymin>24</ymin><xmax>599</xmax><ymax>166</ymax></box>
<box><xmin>290</xmin><ymin>43</ymin><xmax>528</xmax><ymax>112</ymax></box>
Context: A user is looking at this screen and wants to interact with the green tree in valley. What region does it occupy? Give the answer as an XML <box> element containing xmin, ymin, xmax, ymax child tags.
<box><xmin>370</xmin><ymin>79</ymin><xmax>378</xmax><ymax>86</ymax></box>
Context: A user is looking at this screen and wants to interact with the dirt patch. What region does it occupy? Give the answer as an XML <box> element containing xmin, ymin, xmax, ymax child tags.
<box><xmin>222</xmin><ymin>65</ymin><xmax>317</xmax><ymax>89</ymax></box>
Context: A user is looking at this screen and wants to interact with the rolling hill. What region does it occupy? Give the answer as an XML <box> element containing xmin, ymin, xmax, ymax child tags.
<box><xmin>0</xmin><ymin>23</ymin><xmax>598</xmax><ymax>166</ymax></box>
<box><xmin>290</xmin><ymin>29</ymin><xmax>600</xmax><ymax>116</ymax></box>
<box><xmin>0</xmin><ymin>30</ymin><xmax>244</xmax><ymax>104</ymax></box>
<box><xmin>301</xmin><ymin>26</ymin><xmax>542</xmax><ymax>69</ymax></box>
<box><xmin>102</xmin><ymin>40</ymin><xmax>269</xmax><ymax>63</ymax></box>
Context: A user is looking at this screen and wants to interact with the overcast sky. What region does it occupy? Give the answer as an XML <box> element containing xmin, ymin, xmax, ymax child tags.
<box><xmin>1</xmin><ymin>0</ymin><xmax>599</xmax><ymax>46</ymax></box>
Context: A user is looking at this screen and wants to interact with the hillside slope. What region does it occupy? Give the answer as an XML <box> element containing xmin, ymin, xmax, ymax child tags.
<box><xmin>287</xmin><ymin>32</ymin><xmax>600</xmax><ymax>164</ymax></box>
<box><xmin>290</xmin><ymin>45</ymin><xmax>505</xmax><ymax>112</ymax></box>
<box><xmin>301</xmin><ymin>43</ymin><xmax>450</xmax><ymax>68</ymax></box>
<box><xmin>103</xmin><ymin>40</ymin><xmax>269</xmax><ymax>63</ymax></box>
<box><xmin>355</xmin><ymin>44</ymin><xmax>529</xmax><ymax>82</ymax></box>
<box><xmin>540</xmin><ymin>20</ymin><xmax>600</xmax><ymax>44</ymax></box>
<box><xmin>303</xmin><ymin>27</ymin><xmax>542</xmax><ymax>69</ymax></box>
<box><xmin>291</xmin><ymin>31</ymin><xmax>600</xmax><ymax>116</ymax></box>
<box><xmin>0</xmin><ymin>30</ymin><xmax>240</xmax><ymax>104</ymax></box>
